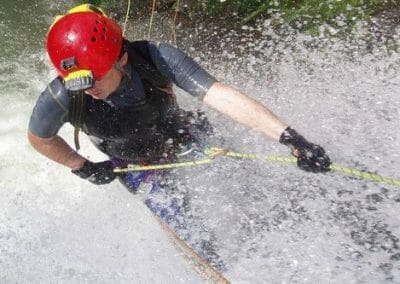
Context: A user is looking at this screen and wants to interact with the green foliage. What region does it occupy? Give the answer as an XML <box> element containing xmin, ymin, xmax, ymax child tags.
<box><xmin>87</xmin><ymin>0</ymin><xmax>103</xmax><ymax>6</ymax></box>
<box><xmin>87</xmin><ymin>0</ymin><xmax>119</xmax><ymax>12</ymax></box>
<box><xmin>200</xmin><ymin>0</ymin><xmax>396</xmax><ymax>33</ymax></box>
<box><xmin>76</xmin><ymin>0</ymin><xmax>397</xmax><ymax>35</ymax></box>
<box><xmin>280</xmin><ymin>0</ymin><xmax>384</xmax><ymax>31</ymax></box>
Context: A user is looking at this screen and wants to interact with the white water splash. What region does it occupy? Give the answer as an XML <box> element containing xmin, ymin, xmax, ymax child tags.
<box><xmin>1</xmin><ymin>1</ymin><xmax>400</xmax><ymax>283</ymax></box>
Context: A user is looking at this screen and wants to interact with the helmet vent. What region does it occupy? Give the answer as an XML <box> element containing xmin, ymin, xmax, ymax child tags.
<box><xmin>46</xmin><ymin>6</ymin><xmax>123</xmax><ymax>80</ymax></box>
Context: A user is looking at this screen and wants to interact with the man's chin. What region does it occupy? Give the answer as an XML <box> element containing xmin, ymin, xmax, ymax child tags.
<box><xmin>86</xmin><ymin>92</ymin><xmax>107</xmax><ymax>99</ymax></box>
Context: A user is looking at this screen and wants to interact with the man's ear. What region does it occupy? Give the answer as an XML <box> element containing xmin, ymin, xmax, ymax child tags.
<box><xmin>118</xmin><ymin>52</ymin><xmax>128</xmax><ymax>66</ymax></box>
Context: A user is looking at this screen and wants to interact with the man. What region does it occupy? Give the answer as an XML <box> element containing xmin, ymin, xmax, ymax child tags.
<box><xmin>28</xmin><ymin>4</ymin><xmax>331</xmax><ymax>188</ymax></box>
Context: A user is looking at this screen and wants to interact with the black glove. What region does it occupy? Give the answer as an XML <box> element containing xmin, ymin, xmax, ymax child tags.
<box><xmin>279</xmin><ymin>127</ymin><xmax>331</xmax><ymax>173</ymax></box>
<box><xmin>72</xmin><ymin>160</ymin><xmax>116</xmax><ymax>185</ymax></box>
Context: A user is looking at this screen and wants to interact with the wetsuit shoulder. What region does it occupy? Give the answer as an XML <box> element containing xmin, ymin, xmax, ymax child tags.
<box><xmin>28</xmin><ymin>77</ymin><xmax>70</xmax><ymax>138</ymax></box>
<box><xmin>127</xmin><ymin>40</ymin><xmax>217</xmax><ymax>99</ymax></box>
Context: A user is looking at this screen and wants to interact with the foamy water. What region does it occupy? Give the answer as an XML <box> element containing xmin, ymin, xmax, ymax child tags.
<box><xmin>1</xmin><ymin>1</ymin><xmax>400</xmax><ymax>283</ymax></box>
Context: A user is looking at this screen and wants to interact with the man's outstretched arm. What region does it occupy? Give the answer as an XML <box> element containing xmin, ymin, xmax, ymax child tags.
<box><xmin>204</xmin><ymin>82</ymin><xmax>288</xmax><ymax>141</ymax></box>
<box><xmin>203</xmin><ymin>82</ymin><xmax>331</xmax><ymax>173</ymax></box>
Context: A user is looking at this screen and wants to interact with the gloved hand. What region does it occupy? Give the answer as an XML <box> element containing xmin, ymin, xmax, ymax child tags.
<box><xmin>72</xmin><ymin>160</ymin><xmax>116</xmax><ymax>185</ymax></box>
<box><xmin>279</xmin><ymin>127</ymin><xmax>331</xmax><ymax>173</ymax></box>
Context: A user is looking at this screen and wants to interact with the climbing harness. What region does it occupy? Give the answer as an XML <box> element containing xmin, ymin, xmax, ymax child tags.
<box><xmin>113</xmin><ymin>147</ymin><xmax>400</xmax><ymax>188</ymax></box>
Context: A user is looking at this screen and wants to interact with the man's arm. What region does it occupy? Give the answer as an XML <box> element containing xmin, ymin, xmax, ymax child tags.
<box><xmin>28</xmin><ymin>77</ymin><xmax>117</xmax><ymax>184</ymax></box>
<box><xmin>28</xmin><ymin>130</ymin><xmax>116</xmax><ymax>184</ymax></box>
<box><xmin>204</xmin><ymin>82</ymin><xmax>288</xmax><ymax>141</ymax></box>
<box><xmin>27</xmin><ymin>130</ymin><xmax>85</xmax><ymax>170</ymax></box>
<box><xmin>27</xmin><ymin>79</ymin><xmax>87</xmax><ymax>169</ymax></box>
<box><xmin>203</xmin><ymin>81</ymin><xmax>331</xmax><ymax>173</ymax></box>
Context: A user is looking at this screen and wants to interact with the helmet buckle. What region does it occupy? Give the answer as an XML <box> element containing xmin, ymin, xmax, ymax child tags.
<box><xmin>61</xmin><ymin>57</ymin><xmax>78</xmax><ymax>71</ymax></box>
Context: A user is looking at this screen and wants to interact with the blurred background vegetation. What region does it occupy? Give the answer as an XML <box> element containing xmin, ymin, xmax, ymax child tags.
<box><xmin>85</xmin><ymin>0</ymin><xmax>398</xmax><ymax>33</ymax></box>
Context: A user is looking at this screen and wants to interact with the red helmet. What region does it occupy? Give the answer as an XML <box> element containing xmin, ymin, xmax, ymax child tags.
<box><xmin>46</xmin><ymin>4</ymin><xmax>123</xmax><ymax>91</ymax></box>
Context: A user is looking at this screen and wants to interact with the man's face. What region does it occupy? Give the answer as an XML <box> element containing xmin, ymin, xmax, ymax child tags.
<box><xmin>84</xmin><ymin>66</ymin><xmax>122</xmax><ymax>100</ymax></box>
<box><xmin>84</xmin><ymin>52</ymin><xmax>128</xmax><ymax>100</ymax></box>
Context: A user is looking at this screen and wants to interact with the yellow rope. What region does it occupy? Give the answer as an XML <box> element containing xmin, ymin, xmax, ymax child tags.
<box><xmin>113</xmin><ymin>147</ymin><xmax>400</xmax><ymax>188</ymax></box>
<box><xmin>216</xmin><ymin>148</ymin><xmax>400</xmax><ymax>187</ymax></box>
<box><xmin>114</xmin><ymin>158</ymin><xmax>214</xmax><ymax>172</ymax></box>
<box><xmin>148</xmin><ymin>0</ymin><xmax>157</xmax><ymax>38</ymax></box>
<box><xmin>172</xmin><ymin>0</ymin><xmax>180</xmax><ymax>45</ymax></box>
<box><xmin>330</xmin><ymin>164</ymin><xmax>400</xmax><ymax>187</ymax></box>
<box><xmin>122</xmin><ymin>0</ymin><xmax>131</xmax><ymax>36</ymax></box>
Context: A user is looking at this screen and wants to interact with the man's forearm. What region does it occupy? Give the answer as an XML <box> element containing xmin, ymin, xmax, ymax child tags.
<box><xmin>28</xmin><ymin>130</ymin><xmax>85</xmax><ymax>170</ymax></box>
<box><xmin>203</xmin><ymin>82</ymin><xmax>288</xmax><ymax>141</ymax></box>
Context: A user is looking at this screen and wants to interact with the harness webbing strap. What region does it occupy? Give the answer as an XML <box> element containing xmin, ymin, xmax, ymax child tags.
<box><xmin>70</xmin><ymin>91</ymin><xmax>86</xmax><ymax>151</ymax></box>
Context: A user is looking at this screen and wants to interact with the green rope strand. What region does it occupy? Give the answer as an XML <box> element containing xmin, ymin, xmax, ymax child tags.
<box><xmin>114</xmin><ymin>158</ymin><xmax>214</xmax><ymax>173</ymax></box>
<box><xmin>218</xmin><ymin>148</ymin><xmax>400</xmax><ymax>187</ymax></box>
<box><xmin>122</xmin><ymin>0</ymin><xmax>131</xmax><ymax>36</ymax></box>
<box><xmin>330</xmin><ymin>164</ymin><xmax>400</xmax><ymax>187</ymax></box>
<box><xmin>113</xmin><ymin>147</ymin><xmax>400</xmax><ymax>188</ymax></box>
<box><xmin>148</xmin><ymin>0</ymin><xmax>157</xmax><ymax>38</ymax></box>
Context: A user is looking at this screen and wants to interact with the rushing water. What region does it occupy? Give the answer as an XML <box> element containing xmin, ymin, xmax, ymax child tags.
<box><xmin>0</xmin><ymin>1</ymin><xmax>203</xmax><ymax>282</ymax></box>
<box><xmin>1</xmin><ymin>1</ymin><xmax>400</xmax><ymax>283</ymax></box>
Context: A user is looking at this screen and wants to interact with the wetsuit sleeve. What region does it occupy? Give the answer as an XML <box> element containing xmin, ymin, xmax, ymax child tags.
<box><xmin>28</xmin><ymin>78</ymin><xmax>70</xmax><ymax>138</ymax></box>
<box><xmin>147</xmin><ymin>42</ymin><xmax>217</xmax><ymax>99</ymax></box>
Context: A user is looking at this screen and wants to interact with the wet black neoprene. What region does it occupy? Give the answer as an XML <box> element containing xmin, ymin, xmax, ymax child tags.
<box><xmin>279</xmin><ymin>127</ymin><xmax>331</xmax><ymax>173</ymax></box>
<box><xmin>72</xmin><ymin>160</ymin><xmax>116</xmax><ymax>185</ymax></box>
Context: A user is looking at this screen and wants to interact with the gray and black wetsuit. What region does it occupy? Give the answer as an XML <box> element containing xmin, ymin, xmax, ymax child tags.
<box><xmin>29</xmin><ymin>41</ymin><xmax>226</xmax><ymax>268</ymax></box>
<box><xmin>29</xmin><ymin>41</ymin><xmax>217</xmax><ymax>162</ymax></box>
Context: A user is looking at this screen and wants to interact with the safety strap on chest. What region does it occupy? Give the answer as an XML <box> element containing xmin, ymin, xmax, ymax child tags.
<box><xmin>70</xmin><ymin>91</ymin><xmax>86</xmax><ymax>151</ymax></box>
<box><xmin>70</xmin><ymin>42</ymin><xmax>174</xmax><ymax>151</ymax></box>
